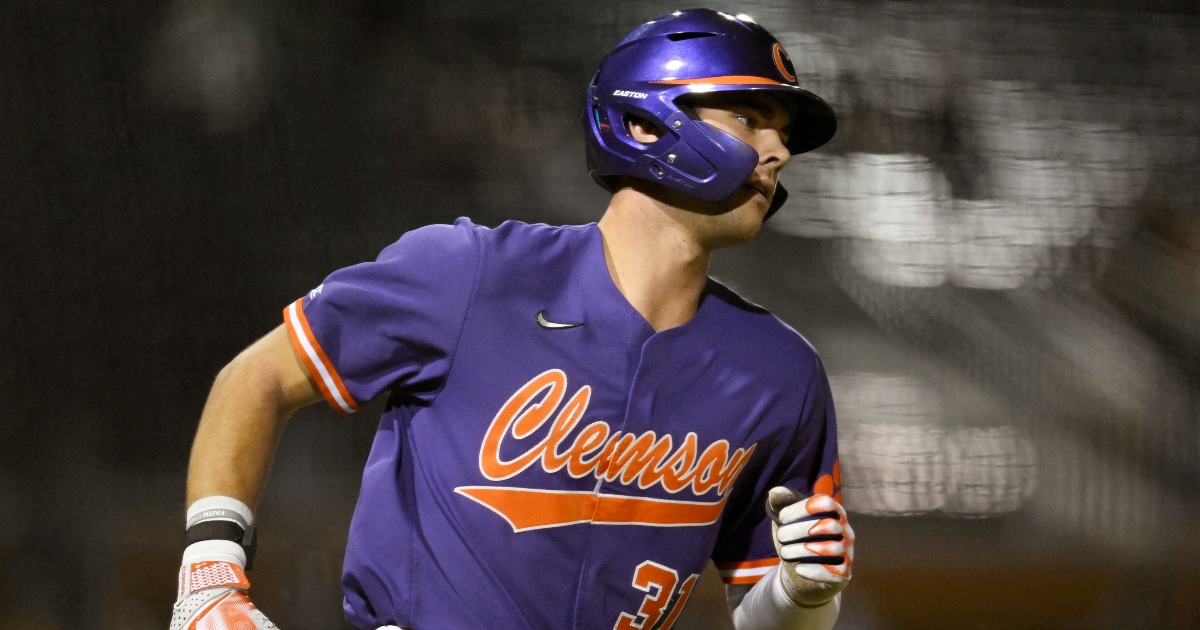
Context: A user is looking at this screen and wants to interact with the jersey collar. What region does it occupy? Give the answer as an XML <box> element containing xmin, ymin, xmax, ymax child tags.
<box><xmin>567</xmin><ymin>224</ymin><xmax>731</xmax><ymax>358</ymax></box>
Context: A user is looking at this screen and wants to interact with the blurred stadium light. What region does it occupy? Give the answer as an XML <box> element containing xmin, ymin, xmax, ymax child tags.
<box><xmin>944</xmin><ymin>426</ymin><xmax>1036</xmax><ymax>517</ymax></box>
<box><xmin>948</xmin><ymin>199</ymin><xmax>1043</xmax><ymax>290</ymax></box>
<box><xmin>841</xmin><ymin>154</ymin><xmax>950</xmax><ymax>288</ymax></box>
<box><xmin>832</xmin><ymin>372</ymin><xmax>1037</xmax><ymax>518</ymax></box>
<box><xmin>841</xmin><ymin>422</ymin><xmax>949</xmax><ymax>516</ymax></box>
<box><xmin>833</xmin><ymin>372</ymin><xmax>948</xmax><ymax>516</ymax></box>
<box><xmin>146</xmin><ymin>0</ymin><xmax>272</xmax><ymax>133</ymax></box>
<box><xmin>770</xmin><ymin>153</ymin><xmax>845</xmax><ymax>238</ymax></box>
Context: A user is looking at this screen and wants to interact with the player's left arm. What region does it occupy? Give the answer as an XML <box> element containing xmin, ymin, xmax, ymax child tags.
<box><xmin>726</xmin><ymin>489</ymin><xmax>853</xmax><ymax>630</ymax></box>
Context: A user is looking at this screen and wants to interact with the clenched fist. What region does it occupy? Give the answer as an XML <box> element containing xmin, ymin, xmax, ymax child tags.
<box><xmin>766</xmin><ymin>488</ymin><xmax>854</xmax><ymax>608</ymax></box>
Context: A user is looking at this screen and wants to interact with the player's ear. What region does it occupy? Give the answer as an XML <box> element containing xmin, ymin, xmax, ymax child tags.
<box><xmin>625</xmin><ymin>114</ymin><xmax>663</xmax><ymax>145</ymax></box>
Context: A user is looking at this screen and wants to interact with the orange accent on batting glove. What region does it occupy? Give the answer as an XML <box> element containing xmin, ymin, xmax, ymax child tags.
<box><xmin>169</xmin><ymin>540</ymin><xmax>279</xmax><ymax>630</ymax></box>
<box><xmin>766</xmin><ymin>488</ymin><xmax>855</xmax><ymax>607</ymax></box>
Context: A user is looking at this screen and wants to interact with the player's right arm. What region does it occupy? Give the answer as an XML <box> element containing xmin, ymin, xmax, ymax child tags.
<box><xmin>174</xmin><ymin>220</ymin><xmax>480</xmax><ymax>630</ymax></box>
<box><xmin>171</xmin><ymin>325</ymin><xmax>320</xmax><ymax>630</ymax></box>
<box><xmin>187</xmin><ymin>324</ymin><xmax>321</xmax><ymax>509</ymax></box>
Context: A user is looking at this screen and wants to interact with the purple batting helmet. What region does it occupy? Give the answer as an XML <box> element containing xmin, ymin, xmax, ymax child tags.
<box><xmin>584</xmin><ymin>8</ymin><xmax>837</xmax><ymax>218</ymax></box>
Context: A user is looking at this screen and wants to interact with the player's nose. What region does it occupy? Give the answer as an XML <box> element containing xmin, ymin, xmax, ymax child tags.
<box><xmin>756</xmin><ymin>129</ymin><xmax>790</xmax><ymax>172</ymax></box>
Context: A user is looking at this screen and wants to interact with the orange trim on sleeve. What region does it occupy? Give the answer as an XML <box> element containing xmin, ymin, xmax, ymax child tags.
<box><xmin>716</xmin><ymin>557</ymin><xmax>781</xmax><ymax>570</ymax></box>
<box><xmin>716</xmin><ymin>557</ymin><xmax>780</xmax><ymax>585</ymax></box>
<box><xmin>283</xmin><ymin>298</ymin><xmax>359</xmax><ymax>414</ymax></box>
<box><xmin>724</xmin><ymin>574</ymin><xmax>769</xmax><ymax>585</ymax></box>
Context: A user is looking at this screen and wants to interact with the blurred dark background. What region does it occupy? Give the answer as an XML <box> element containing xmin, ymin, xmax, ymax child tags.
<box><xmin>2</xmin><ymin>0</ymin><xmax>1199</xmax><ymax>628</ymax></box>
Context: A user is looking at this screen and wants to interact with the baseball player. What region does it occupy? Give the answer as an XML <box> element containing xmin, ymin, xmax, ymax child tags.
<box><xmin>172</xmin><ymin>9</ymin><xmax>853</xmax><ymax>630</ymax></box>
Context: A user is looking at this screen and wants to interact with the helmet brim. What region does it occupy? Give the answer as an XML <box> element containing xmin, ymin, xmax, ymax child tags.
<box><xmin>775</xmin><ymin>86</ymin><xmax>838</xmax><ymax>155</ymax></box>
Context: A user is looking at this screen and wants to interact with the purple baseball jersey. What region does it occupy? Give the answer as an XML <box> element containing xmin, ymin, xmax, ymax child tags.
<box><xmin>283</xmin><ymin>219</ymin><xmax>840</xmax><ymax>630</ymax></box>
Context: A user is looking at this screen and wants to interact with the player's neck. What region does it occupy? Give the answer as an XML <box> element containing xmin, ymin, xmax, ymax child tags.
<box><xmin>597</xmin><ymin>188</ymin><xmax>712</xmax><ymax>333</ymax></box>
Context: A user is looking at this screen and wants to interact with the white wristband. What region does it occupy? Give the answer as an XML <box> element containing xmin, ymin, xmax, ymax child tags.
<box><xmin>186</xmin><ymin>496</ymin><xmax>254</xmax><ymax>530</ymax></box>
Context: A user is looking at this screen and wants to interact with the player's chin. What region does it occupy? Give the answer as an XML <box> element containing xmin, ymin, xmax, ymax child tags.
<box><xmin>725</xmin><ymin>189</ymin><xmax>772</xmax><ymax>239</ymax></box>
<box><xmin>702</xmin><ymin>202</ymin><xmax>767</xmax><ymax>249</ymax></box>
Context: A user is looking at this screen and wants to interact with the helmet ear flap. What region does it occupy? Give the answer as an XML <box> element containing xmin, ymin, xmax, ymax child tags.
<box><xmin>667</xmin><ymin>116</ymin><xmax>759</xmax><ymax>201</ymax></box>
<box><xmin>764</xmin><ymin>183</ymin><xmax>788</xmax><ymax>220</ymax></box>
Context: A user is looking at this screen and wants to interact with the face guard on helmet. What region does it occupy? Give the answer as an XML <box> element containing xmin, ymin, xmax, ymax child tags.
<box><xmin>583</xmin><ymin>9</ymin><xmax>837</xmax><ymax>219</ymax></box>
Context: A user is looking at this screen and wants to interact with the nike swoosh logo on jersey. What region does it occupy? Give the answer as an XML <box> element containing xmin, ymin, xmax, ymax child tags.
<box><xmin>536</xmin><ymin>310</ymin><xmax>583</xmax><ymax>329</ymax></box>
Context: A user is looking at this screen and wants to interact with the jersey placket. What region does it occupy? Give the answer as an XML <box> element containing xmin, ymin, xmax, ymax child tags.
<box><xmin>581</xmin><ymin>327</ymin><xmax>734</xmax><ymax>623</ymax></box>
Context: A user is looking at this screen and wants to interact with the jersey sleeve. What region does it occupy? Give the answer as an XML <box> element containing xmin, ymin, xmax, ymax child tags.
<box><xmin>283</xmin><ymin>218</ymin><xmax>480</xmax><ymax>414</ymax></box>
<box><xmin>711</xmin><ymin>353</ymin><xmax>841</xmax><ymax>586</ymax></box>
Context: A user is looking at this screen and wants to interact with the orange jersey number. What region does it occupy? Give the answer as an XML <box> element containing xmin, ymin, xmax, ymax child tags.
<box><xmin>613</xmin><ymin>560</ymin><xmax>699</xmax><ymax>630</ymax></box>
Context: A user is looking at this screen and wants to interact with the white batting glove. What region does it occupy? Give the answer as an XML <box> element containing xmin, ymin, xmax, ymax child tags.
<box><xmin>766</xmin><ymin>488</ymin><xmax>855</xmax><ymax>608</ymax></box>
<box><xmin>170</xmin><ymin>540</ymin><xmax>279</xmax><ymax>630</ymax></box>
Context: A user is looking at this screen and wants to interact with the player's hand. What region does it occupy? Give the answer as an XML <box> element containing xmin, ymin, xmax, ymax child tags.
<box><xmin>766</xmin><ymin>487</ymin><xmax>854</xmax><ymax>608</ymax></box>
<box><xmin>170</xmin><ymin>540</ymin><xmax>278</xmax><ymax>630</ymax></box>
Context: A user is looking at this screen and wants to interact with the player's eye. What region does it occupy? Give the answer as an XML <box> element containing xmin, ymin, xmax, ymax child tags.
<box><xmin>736</xmin><ymin>114</ymin><xmax>753</xmax><ymax>128</ymax></box>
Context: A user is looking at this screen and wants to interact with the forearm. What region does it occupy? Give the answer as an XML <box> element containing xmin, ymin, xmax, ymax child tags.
<box><xmin>729</xmin><ymin>567</ymin><xmax>840</xmax><ymax>630</ymax></box>
<box><xmin>172</xmin><ymin>329</ymin><xmax>318</xmax><ymax>630</ymax></box>
<box><xmin>186</xmin><ymin>326</ymin><xmax>316</xmax><ymax>509</ymax></box>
